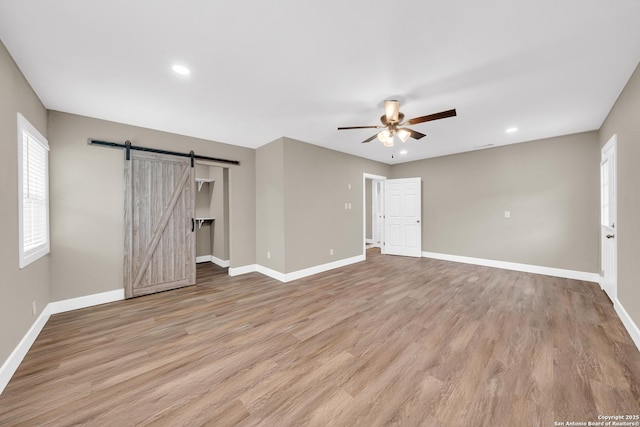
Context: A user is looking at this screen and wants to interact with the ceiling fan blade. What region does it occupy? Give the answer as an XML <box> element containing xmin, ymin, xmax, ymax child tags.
<box><xmin>404</xmin><ymin>109</ymin><xmax>457</xmax><ymax>126</ymax></box>
<box><xmin>401</xmin><ymin>128</ymin><xmax>426</xmax><ymax>140</ymax></box>
<box><xmin>384</xmin><ymin>100</ymin><xmax>400</xmax><ymax>123</ymax></box>
<box><xmin>337</xmin><ymin>125</ymin><xmax>382</xmax><ymax>130</ymax></box>
<box><xmin>361</xmin><ymin>134</ymin><xmax>378</xmax><ymax>143</ymax></box>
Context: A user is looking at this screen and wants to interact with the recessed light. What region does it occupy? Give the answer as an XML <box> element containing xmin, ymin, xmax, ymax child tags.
<box><xmin>172</xmin><ymin>64</ymin><xmax>191</xmax><ymax>75</ymax></box>
<box><xmin>505</xmin><ymin>127</ymin><xmax>518</xmax><ymax>133</ymax></box>
<box><xmin>399</xmin><ymin>150</ymin><xmax>408</xmax><ymax>155</ymax></box>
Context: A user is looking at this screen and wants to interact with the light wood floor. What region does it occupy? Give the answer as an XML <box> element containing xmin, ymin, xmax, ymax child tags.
<box><xmin>1</xmin><ymin>249</ymin><xmax>639</xmax><ymax>426</ymax></box>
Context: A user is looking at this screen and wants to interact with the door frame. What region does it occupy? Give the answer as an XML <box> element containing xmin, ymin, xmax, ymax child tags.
<box><xmin>371</xmin><ymin>180</ymin><xmax>384</xmax><ymax>248</ymax></box>
<box><xmin>363</xmin><ymin>173</ymin><xmax>387</xmax><ymax>257</ymax></box>
<box><xmin>194</xmin><ymin>161</ymin><xmax>231</xmax><ymax>268</ymax></box>
<box><xmin>600</xmin><ymin>134</ymin><xmax>617</xmax><ymax>300</ymax></box>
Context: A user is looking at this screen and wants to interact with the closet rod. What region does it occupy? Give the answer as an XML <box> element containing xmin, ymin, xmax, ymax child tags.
<box><xmin>88</xmin><ymin>139</ymin><xmax>241</xmax><ymax>165</ymax></box>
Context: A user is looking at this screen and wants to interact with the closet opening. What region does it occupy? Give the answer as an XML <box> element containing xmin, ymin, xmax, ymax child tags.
<box><xmin>195</xmin><ymin>162</ymin><xmax>230</xmax><ymax>270</ymax></box>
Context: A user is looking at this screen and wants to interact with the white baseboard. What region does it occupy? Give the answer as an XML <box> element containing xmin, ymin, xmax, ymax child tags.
<box><xmin>228</xmin><ymin>264</ymin><xmax>257</xmax><ymax>276</ymax></box>
<box><xmin>197</xmin><ymin>255</ymin><xmax>230</xmax><ymax>268</ymax></box>
<box><xmin>422</xmin><ymin>251</ymin><xmax>600</xmax><ymax>283</ymax></box>
<box><xmin>195</xmin><ymin>255</ymin><xmax>211</xmax><ymax>264</ymax></box>
<box><xmin>230</xmin><ymin>255</ymin><xmax>365</xmax><ymax>284</ymax></box>
<box><xmin>210</xmin><ymin>255</ymin><xmax>230</xmax><ymax>268</ymax></box>
<box><xmin>280</xmin><ymin>254</ymin><xmax>365</xmax><ymax>283</ymax></box>
<box><xmin>49</xmin><ymin>289</ymin><xmax>124</xmax><ymax>314</ymax></box>
<box><xmin>0</xmin><ymin>305</ymin><xmax>51</xmax><ymax>395</ymax></box>
<box><xmin>256</xmin><ymin>265</ymin><xmax>287</xmax><ymax>282</ymax></box>
<box><xmin>612</xmin><ymin>297</ymin><xmax>640</xmax><ymax>352</ymax></box>
<box><xmin>0</xmin><ymin>288</ymin><xmax>124</xmax><ymax>395</ymax></box>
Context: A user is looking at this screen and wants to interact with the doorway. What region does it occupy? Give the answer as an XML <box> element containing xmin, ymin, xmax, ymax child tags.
<box><xmin>601</xmin><ymin>135</ymin><xmax>617</xmax><ymax>301</ymax></box>
<box><xmin>363</xmin><ymin>173</ymin><xmax>386</xmax><ymax>257</ymax></box>
<box><xmin>363</xmin><ymin>174</ymin><xmax>423</xmax><ymax>258</ymax></box>
<box><xmin>195</xmin><ymin>162</ymin><xmax>230</xmax><ymax>268</ymax></box>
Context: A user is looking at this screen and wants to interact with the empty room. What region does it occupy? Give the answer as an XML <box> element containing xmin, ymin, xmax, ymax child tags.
<box><xmin>1</xmin><ymin>1</ymin><xmax>639</xmax><ymax>425</ymax></box>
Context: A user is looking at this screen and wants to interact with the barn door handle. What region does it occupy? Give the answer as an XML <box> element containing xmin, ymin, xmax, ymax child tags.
<box><xmin>191</xmin><ymin>218</ymin><xmax>195</xmax><ymax>232</ymax></box>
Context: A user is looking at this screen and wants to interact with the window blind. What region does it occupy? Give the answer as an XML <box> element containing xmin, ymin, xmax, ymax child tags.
<box><xmin>22</xmin><ymin>132</ymin><xmax>48</xmax><ymax>253</ymax></box>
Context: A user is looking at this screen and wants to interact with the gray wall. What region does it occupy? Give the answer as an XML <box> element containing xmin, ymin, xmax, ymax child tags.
<box><xmin>281</xmin><ymin>138</ymin><xmax>390</xmax><ymax>273</ymax></box>
<box><xmin>195</xmin><ymin>223</ymin><xmax>213</xmax><ymax>258</ymax></box>
<box><xmin>48</xmin><ymin>111</ymin><xmax>256</xmax><ymax>300</ymax></box>
<box><xmin>211</xmin><ymin>166</ymin><xmax>230</xmax><ymax>261</ymax></box>
<box><xmin>0</xmin><ymin>41</ymin><xmax>50</xmax><ymax>364</ymax></box>
<box><xmin>599</xmin><ymin>61</ymin><xmax>640</xmax><ymax>331</ymax></box>
<box><xmin>256</xmin><ymin>138</ymin><xmax>286</xmax><ymax>272</ymax></box>
<box><xmin>257</xmin><ymin>137</ymin><xmax>390</xmax><ymax>274</ymax></box>
<box><xmin>391</xmin><ymin>132</ymin><xmax>600</xmax><ymax>272</ymax></box>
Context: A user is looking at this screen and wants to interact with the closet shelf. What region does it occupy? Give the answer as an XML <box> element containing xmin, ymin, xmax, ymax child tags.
<box><xmin>195</xmin><ymin>218</ymin><xmax>215</xmax><ymax>229</ymax></box>
<box><xmin>195</xmin><ymin>217</ymin><xmax>215</xmax><ymax>229</ymax></box>
<box><xmin>195</xmin><ymin>178</ymin><xmax>215</xmax><ymax>192</ymax></box>
<box><xmin>196</xmin><ymin>218</ymin><xmax>215</xmax><ymax>229</ymax></box>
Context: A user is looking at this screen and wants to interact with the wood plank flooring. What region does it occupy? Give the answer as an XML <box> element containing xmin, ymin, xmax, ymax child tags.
<box><xmin>1</xmin><ymin>248</ymin><xmax>639</xmax><ymax>426</ymax></box>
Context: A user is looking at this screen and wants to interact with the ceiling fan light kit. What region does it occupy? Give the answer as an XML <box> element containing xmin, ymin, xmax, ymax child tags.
<box><xmin>377</xmin><ymin>129</ymin><xmax>394</xmax><ymax>146</ymax></box>
<box><xmin>338</xmin><ymin>100</ymin><xmax>457</xmax><ymax>147</ymax></box>
<box><xmin>396</xmin><ymin>128</ymin><xmax>411</xmax><ymax>143</ymax></box>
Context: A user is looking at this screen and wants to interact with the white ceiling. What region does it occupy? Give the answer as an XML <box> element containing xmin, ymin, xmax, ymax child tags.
<box><xmin>1</xmin><ymin>1</ymin><xmax>640</xmax><ymax>164</ymax></box>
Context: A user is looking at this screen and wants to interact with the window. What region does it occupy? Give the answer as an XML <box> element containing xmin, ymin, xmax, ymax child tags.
<box><xmin>17</xmin><ymin>113</ymin><xmax>49</xmax><ymax>268</ymax></box>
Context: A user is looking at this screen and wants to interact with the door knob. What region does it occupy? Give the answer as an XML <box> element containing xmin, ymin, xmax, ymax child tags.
<box><xmin>606</xmin><ymin>234</ymin><xmax>615</xmax><ymax>239</ymax></box>
<box><xmin>416</xmin><ymin>220</ymin><xmax>420</xmax><ymax>223</ymax></box>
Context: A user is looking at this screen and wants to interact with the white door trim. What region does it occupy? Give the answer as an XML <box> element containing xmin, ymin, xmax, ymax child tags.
<box><xmin>371</xmin><ymin>180</ymin><xmax>384</xmax><ymax>248</ymax></box>
<box><xmin>363</xmin><ymin>173</ymin><xmax>387</xmax><ymax>257</ymax></box>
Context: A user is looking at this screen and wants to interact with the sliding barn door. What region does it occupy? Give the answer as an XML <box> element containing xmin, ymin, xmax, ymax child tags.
<box><xmin>124</xmin><ymin>151</ymin><xmax>196</xmax><ymax>298</ymax></box>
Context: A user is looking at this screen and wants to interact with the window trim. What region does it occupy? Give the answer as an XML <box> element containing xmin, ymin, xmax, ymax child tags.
<box><xmin>17</xmin><ymin>113</ymin><xmax>50</xmax><ymax>268</ymax></box>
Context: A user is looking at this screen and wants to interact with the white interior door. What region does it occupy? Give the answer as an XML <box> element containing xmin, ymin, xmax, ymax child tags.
<box><xmin>601</xmin><ymin>135</ymin><xmax>617</xmax><ymax>300</ymax></box>
<box><xmin>385</xmin><ymin>178</ymin><xmax>422</xmax><ymax>257</ymax></box>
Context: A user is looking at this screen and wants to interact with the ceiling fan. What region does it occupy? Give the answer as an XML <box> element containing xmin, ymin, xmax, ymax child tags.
<box><xmin>338</xmin><ymin>100</ymin><xmax>456</xmax><ymax>147</ymax></box>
